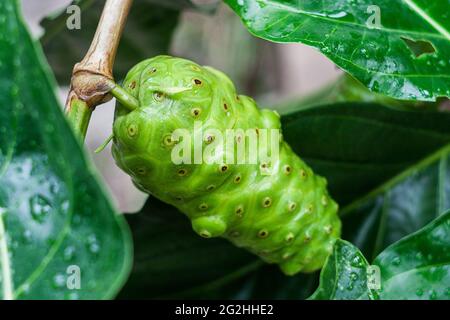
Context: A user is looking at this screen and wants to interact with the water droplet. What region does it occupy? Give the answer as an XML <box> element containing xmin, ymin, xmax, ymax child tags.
<box><xmin>22</xmin><ymin>283</ymin><xmax>30</xmax><ymax>294</ymax></box>
<box><xmin>392</xmin><ymin>256</ymin><xmax>401</xmax><ymax>266</ymax></box>
<box><xmin>328</xmin><ymin>11</ymin><xmax>347</xmax><ymax>19</ymax></box>
<box><xmin>29</xmin><ymin>194</ymin><xmax>52</xmax><ymax>223</ymax></box>
<box><xmin>351</xmin><ymin>255</ymin><xmax>364</xmax><ymax>268</ymax></box>
<box><xmin>89</xmin><ymin>243</ymin><xmax>100</xmax><ymax>254</ymax></box>
<box><xmin>49</xmin><ymin>183</ymin><xmax>60</xmax><ymax>194</ymax></box>
<box><xmin>86</xmin><ymin>234</ymin><xmax>101</xmax><ymax>255</ymax></box>
<box><xmin>22</xmin><ymin>230</ymin><xmax>32</xmax><ymax>243</ymax></box>
<box><xmin>63</xmin><ymin>246</ymin><xmax>76</xmax><ymax>261</ymax></box>
<box><xmin>429</xmin><ymin>290</ymin><xmax>437</xmax><ymax>300</ymax></box>
<box><xmin>52</xmin><ymin>273</ymin><xmax>66</xmax><ymax>288</ymax></box>
<box><xmin>416</xmin><ymin>288</ymin><xmax>423</xmax><ymax>297</ymax></box>
<box><xmin>61</xmin><ymin>200</ymin><xmax>70</xmax><ymax>214</ymax></box>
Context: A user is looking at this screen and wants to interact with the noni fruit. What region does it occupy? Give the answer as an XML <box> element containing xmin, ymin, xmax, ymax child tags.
<box><xmin>112</xmin><ymin>55</ymin><xmax>341</xmax><ymax>275</ymax></box>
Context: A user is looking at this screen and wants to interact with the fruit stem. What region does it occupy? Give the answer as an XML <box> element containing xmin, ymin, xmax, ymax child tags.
<box><xmin>110</xmin><ymin>84</ymin><xmax>139</xmax><ymax>111</ymax></box>
<box><xmin>66</xmin><ymin>98</ymin><xmax>93</xmax><ymax>141</ymax></box>
<box><xmin>64</xmin><ymin>0</ymin><xmax>133</xmax><ymax>141</ymax></box>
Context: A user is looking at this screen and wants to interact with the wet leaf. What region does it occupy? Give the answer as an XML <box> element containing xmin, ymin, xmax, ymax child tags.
<box><xmin>311</xmin><ymin>212</ymin><xmax>450</xmax><ymax>300</ymax></box>
<box><xmin>0</xmin><ymin>0</ymin><xmax>132</xmax><ymax>299</ymax></box>
<box><xmin>118</xmin><ymin>197</ymin><xmax>258</xmax><ymax>299</ymax></box>
<box><xmin>374</xmin><ymin>211</ymin><xmax>450</xmax><ymax>299</ymax></box>
<box><xmin>309</xmin><ymin>240</ymin><xmax>374</xmax><ymax>300</ymax></box>
<box><xmin>225</xmin><ymin>0</ymin><xmax>450</xmax><ymax>101</ymax></box>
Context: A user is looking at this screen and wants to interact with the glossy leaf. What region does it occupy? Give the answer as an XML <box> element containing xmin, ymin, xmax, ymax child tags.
<box><xmin>309</xmin><ymin>240</ymin><xmax>374</xmax><ymax>300</ymax></box>
<box><xmin>118</xmin><ymin>197</ymin><xmax>259</xmax><ymax>299</ymax></box>
<box><xmin>41</xmin><ymin>0</ymin><xmax>180</xmax><ymax>84</ymax></box>
<box><xmin>311</xmin><ymin>212</ymin><xmax>450</xmax><ymax>300</ymax></box>
<box><xmin>340</xmin><ymin>143</ymin><xmax>450</xmax><ymax>259</ymax></box>
<box><xmin>119</xmin><ymin>103</ymin><xmax>450</xmax><ymax>299</ymax></box>
<box><xmin>277</xmin><ymin>75</ymin><xmax>436</xmax><ymax>114</ymax></box>
<box><xmin>283</xmin><ymin>103</ymin><xmax>450</xmax><ymax>259</ymax></box>
<box><xmin>225</xmin><ymin>0</ymin><xmax>450</xmax><ymax>101</ymax></box>
<box><xmin>374</xmin><ymin>211</ymin><xmax>450</xmax><ymax>300</ymax></box>
<box><xmin>0</xmin><ymin>0</ymin><xmax>132</xmax><ymax>299</ymax></box>
<box><xmin>119</xmin><ymin>196</ymin><xmax>321</xmax><ymax>299</ymax></box>
<box><xmin>282</xmin><ymin>103</ymin><xmax>450</xmax><ymax>206</ymax></box>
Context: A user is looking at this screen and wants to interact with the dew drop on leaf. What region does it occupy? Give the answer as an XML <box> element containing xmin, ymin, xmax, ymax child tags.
<box><xmin>392</xmin><ymin>256</ymin><xmax>401</xmax><ymax>266</ymax></box>
<box><xmin>350</xmin><ymin>254</ymin><xmax>363</xmax><ymax>267</ymax></box>
<box><xmin>86</xmin><ymin>234</ymin><xmax>101</xmax><ymax>255</ymax></box>
<box><xmin>416</xmin><ymin>288</ymin><xmax>423</xmax><ymax>297</ymax></box>
<box><xmin>52</xmin><ymin>273</ymin><xmax>66</xmax><ymax>288</ymax></box>
<box><xmin>429</xmin><ymin>290</ymin><xmax>437</xmax><ymax>300</ymax></box>
<box><xmin>22</xmin><ymin>229</ymin><xmax>32</xmax><ymax>243</ymax></box>
<box><xmin>29</xmin><ymin>194</ymin><xmax>52</xmax><ymax>223</ymax></box>
<box><xmin>22</xmin><ymin>283</ymin><xmax>31</xmax><ymax>295</ymax></box>
<box><xmin>63</xmin><ymin>246</ymin><xmax>76</xmax><ymax>261</ymax></box>
<box><xmin>61</xmin><ymin>200</ymin><xmax>70</xmax><ymax>215</ymax></box>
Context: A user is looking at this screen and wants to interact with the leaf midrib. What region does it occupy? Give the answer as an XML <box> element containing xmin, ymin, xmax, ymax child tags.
<box><xmin>284</xmin><ymin>113</ymin><xmax>450</xmax><ymax>141</ymax></box>
<box><xmin>402</xmin><ymin>0</ymin><xmax>450</xmax><ymax>40</ymax></box>
<box><xmin>255</xmin><ymin>0</ymin><xmax>448</xmax><ymax>40</ymax></box>
<box><xmin>341</xmin><ymin>142</ymin><xmax>450</xmax><ymax>217</ymax></box>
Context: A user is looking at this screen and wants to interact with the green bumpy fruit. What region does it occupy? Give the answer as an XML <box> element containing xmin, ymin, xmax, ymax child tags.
<box><xmin>112</xmin><ymin>55</ymin><xmax>341</xmax><ymax>275</ymax></box>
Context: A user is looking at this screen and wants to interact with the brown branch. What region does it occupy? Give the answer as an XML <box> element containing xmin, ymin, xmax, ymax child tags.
<box><xmin>65</xmin><ymin>0</ymin><xmax>133</xmax><ymax>139</ymax></box>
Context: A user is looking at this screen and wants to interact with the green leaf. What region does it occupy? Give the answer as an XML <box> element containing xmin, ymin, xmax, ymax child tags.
<box><xmin>340</xmin><ymin>141</ymin><xmax>450</xmax><ymax>260</ymax></box>
<box><xmin>119</xmin><ymin>103</ymin><xmax>450</xmax><ymax>299</ymax></box>
<box><xmin>277</xmin><ymin>75</ymin><xmax>435</xmax><ymax>114</ymax></box>
<box><xmin>309</xmin><ymin>240</ymin><xmax>374</xmax><ymax>300</ymax></box>
<box><xmin>311</xmin><ymin>212</ymin><xmax>450</xmax><ymax>300</ymax></box>
<box><xmin>0</xmin><ymin>0</ymin><xmax>132</xmax><ymax>299</ymax></box>
<box><xmin>281</xmin><ymin>103</ymin><xmax>450</xmax><ymax>206</ymax></box>
<box><xmin>119</xmin><ymin>197</ymin><xmax>320</xmax><ymax>299</ymax></box>
<box><xmin>374</xmin><ymin>211</ymin><xmax>450</xmax><ymax>299</ymax></box>
<box><xmin>225</xmin><ymin>0</ymin><xmax>450</xmax><ymax>101</ymax></box>
<box><xmin>283</xmin><ymin>102</ymin><xmax>450</xmax><ymax>260</ymax></box>
<box><xmin>118</xmin><ymin>197</ymin><xmax>260</xmax><ymax>299</ymax></box>
<box><xmin>40</xmin><ymin>0</ymin><xmax>180</xmax><ymax>84</ymax></box>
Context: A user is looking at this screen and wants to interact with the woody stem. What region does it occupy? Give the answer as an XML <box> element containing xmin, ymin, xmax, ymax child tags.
<box><xmin>65</xmin><ymin>0</ymin><xmax>133</xmax><ymax>141</ymax></box>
